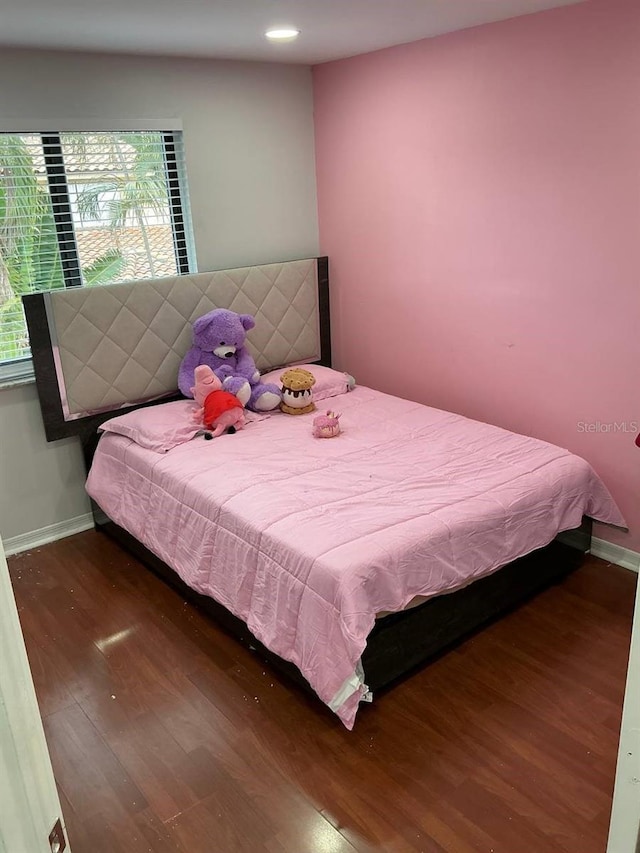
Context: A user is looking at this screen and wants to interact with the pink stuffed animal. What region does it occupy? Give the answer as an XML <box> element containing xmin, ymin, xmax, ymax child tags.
<box><xmin>191</xmin><ymin>365</ymin><xmax>246</xmax><ymax>437</ymax></box>
<box><xmin>312</xmin><ymin>411</ymin><xmax>341</xmax><ymax>438</ymax></box>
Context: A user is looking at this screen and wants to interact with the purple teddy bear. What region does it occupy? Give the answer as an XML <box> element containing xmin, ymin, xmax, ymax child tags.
<box><xmin>178</xmin><ymin>309</ymin><xmax>281</xmax><ymax>412</ymax></box>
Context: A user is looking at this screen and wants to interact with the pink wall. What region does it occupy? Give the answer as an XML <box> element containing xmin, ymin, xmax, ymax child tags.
<box><xmin>313</xmin><ymin>0</ymin><xmax>640</xmax><ymax>552</ymax></box>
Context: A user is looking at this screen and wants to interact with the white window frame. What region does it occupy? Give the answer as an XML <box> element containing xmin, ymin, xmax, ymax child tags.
<box><xmin>0</xmin><ymin>124</ymin><xmax>195</xmax><ymax>386</ymax></box>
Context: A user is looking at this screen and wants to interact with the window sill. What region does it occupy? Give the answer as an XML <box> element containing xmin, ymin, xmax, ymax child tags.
<box><xmin>0</xmin><ymin>361</ymin><xmax>36</xmax><ymax>391</ymax></box>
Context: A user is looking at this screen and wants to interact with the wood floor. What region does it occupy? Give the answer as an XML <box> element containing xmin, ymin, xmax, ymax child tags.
<box><xmin>8</xmin><ymin>531</ymin><xmax>636</xmax><ymax>853</ymax></box>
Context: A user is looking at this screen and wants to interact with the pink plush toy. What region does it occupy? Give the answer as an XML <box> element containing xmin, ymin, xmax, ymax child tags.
<box><xmin>191</xmin><ymin>365</ymin><xmax>246</xmax><ymax>437</ymax></box>
<box><xmin>312</xmin><ymin>411</ymin><xmax>341</xmax><ymax>438</ymax></box>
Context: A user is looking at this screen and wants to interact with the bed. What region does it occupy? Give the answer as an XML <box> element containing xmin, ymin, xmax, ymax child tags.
<box><xmin>23</xmin><ymin>256</ymin><xmax>625</xmax><ymax>728</ymax></box>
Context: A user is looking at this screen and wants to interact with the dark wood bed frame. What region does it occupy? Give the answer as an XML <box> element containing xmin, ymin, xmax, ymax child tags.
<box><xmin>90</xmin><ymin>513</ymin><xmax>592</xmax><ymax>697</ymax></box>
<box><xmin>23</xmin><ymin>255</ymin><xmax>592</xmax><ymax>704</ymax></box>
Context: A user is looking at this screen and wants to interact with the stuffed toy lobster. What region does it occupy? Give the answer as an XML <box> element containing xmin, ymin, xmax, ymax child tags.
<box><xmin>191</xmin><ymin>365</ymin><xmax>245</xmax><ymax>437</ymax></box>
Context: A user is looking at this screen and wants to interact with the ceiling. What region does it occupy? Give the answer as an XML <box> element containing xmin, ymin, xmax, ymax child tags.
<box><xmin>1</xmin><ymin>0</ymin><xmax>584</xmax><ymax>65</ymax></box>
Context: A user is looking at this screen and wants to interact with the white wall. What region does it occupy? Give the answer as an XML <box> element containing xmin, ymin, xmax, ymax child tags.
<box><xmin>0</xmin><ymin>384</ymin><xmax>90</xmax><ymax>548</ymax></box>
<box><xmin>0</xmin><ymin>48</ymin><xmax>319</xmax><ymax>545</ymax></box>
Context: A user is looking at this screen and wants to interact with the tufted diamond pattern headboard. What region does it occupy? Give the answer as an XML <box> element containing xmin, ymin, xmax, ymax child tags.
<box><xmin>24</xmin><ymin>256</ymin><xmax>330</xmax><ymax>441</ymax></box>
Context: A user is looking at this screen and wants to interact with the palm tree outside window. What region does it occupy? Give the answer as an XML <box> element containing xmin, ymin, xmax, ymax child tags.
<box><xmin>0</xmin><ymin>130</ymin><xmax>193</xmax><ymax>380</ymax></box>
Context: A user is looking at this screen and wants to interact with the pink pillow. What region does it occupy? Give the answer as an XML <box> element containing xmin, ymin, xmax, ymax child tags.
<box><xmin>99</xmin><ymin>400</ymin><xmax>200</xmax><ymax>452</ymax></box>
<box><xmin>261</xmin><ymin>364</ymin><xmax>354</xmax><ymax>402</ymax></box>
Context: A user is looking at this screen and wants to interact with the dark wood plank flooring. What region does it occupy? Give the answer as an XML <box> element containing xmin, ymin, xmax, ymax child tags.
<box><xmin>8</xmin><ymin>531</ymin><xmax>636</xmax><ymax>853</ymax></box>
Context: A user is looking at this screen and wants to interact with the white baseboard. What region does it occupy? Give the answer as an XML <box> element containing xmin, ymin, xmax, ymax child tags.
<box><xmin>592</xmin><ymin>537</ymin><xmax>640</xmax><ymax>573</ymax></box>
<box><xmin>3</xmin><ymin>513</ymin><xmax>94</xmax><ymax>557</ymax></box>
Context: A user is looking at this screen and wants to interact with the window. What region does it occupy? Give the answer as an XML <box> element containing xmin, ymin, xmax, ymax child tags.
<box><xmin>0</xmin><ymin>130</ymin><xmax>193</xmax><ymax>381</ymax></box>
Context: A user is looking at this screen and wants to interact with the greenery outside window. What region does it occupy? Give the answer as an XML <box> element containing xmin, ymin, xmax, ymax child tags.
<box><xmin>0</xmin><ymin>130</ymin><xmax>193</xmax><ymax>383</ymax></box>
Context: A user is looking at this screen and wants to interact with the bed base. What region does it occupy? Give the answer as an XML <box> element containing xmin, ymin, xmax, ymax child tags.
<box><xmin>95</xmin><ymin>512</ymin><xmax>592</xmax><ymax>698</ymax></box>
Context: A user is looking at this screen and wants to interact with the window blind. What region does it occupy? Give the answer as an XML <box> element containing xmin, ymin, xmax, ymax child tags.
<box><xmin>0</xmin><ymin>130</ymin><xmax>192</xmax><ymax>375</ymax></box>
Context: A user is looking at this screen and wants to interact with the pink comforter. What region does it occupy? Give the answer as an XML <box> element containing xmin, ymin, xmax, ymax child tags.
<box><xmin>86</xmin><ymin>387</ymin><xmax>625</xmax><ymax>728</ymax></box>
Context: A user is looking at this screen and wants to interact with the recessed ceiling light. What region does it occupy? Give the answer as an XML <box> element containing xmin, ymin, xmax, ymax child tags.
<box><xmin>265</xmin><ymin>27</ymin><xmax>300</xmax><ymax>42</ymax></box>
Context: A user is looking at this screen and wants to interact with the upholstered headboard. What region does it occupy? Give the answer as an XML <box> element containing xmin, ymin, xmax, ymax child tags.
<box><xmin>24</xmin><ymin>256</ymin><xmax>330</xmax><ymax>441</ymax></box>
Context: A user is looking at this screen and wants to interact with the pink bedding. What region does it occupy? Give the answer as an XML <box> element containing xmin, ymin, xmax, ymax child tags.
<box><xmin>86</xmin><ymin>387</ymin><xmax>625</xmax><ymax>728</ymax></box>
